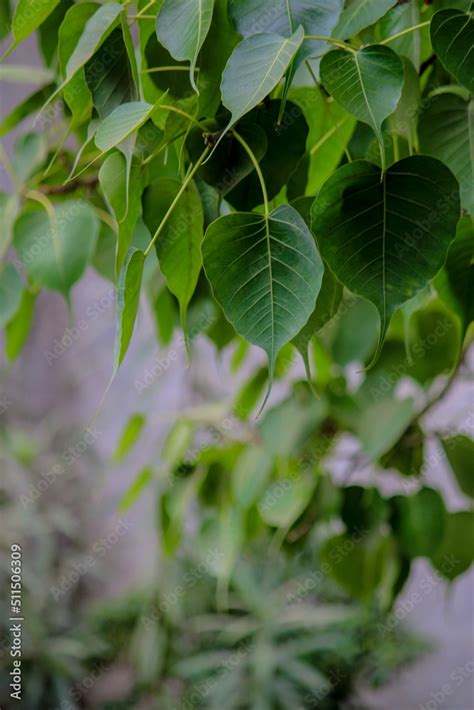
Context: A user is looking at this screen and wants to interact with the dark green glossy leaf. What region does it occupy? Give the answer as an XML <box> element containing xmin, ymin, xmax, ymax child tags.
<box><xmin>431</xmin><ymin>9</ymin><xmax>474</xmax><ymax>93</ymax></box>
<box><xmin>435</xmin><ymin>216</ymin><xmax>473</xmax><ymax>334</ymax></box>
<box><xmin>202</xmin><ymin>204</ymin><xmax>323</xmax><ymax>387</ymax></box>
<box><xmin>312</xmin><ymin>156</ymin><xmax>460</xmax><ymax>360</ymax></box>
<box><xmin>442</xmin><ymin>435</ymin><xmax>474</xmax><ymax>499</ymax></box>
<box><xmin>390</xmin><ymin>487</ymin><xmax>446</xmax><ymax>559</ymax></box>
<box><xmin>378</xmin><ymin>2</ymin><xmax>422</xmax><ymax>70</ymax></box>
<box><xmin>85</xmin><ymin>27</ymin><xmax>135</xmax><ymax>119</ymax></box>
<box><xmin>419</xmin><ymin>93</ymin><xmax>473</xmax><ymax>215</ymax></box>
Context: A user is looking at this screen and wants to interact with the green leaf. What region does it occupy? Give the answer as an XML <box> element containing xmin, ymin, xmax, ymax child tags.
<box><xmin>333</xmin><ymin>0</ymin><xmax>397</xmax><ymax>40</ymax></box>
<box><xmin>95</xmin><ymin>99</ymin><xmax>165</xmax><ymax>154</ymax></box>
<box><xmin>442</xmin><ymin>435</ymin><xmax>474</xmax><ymax>499</ymax></box>
<box><xmin>227</xmin><ymin>100</ymin><xmax>309</xmax><ymax>210</ymax></box>
<box><xmin>0</xmin><ymin>193</ymin><xmax>20</xmax><ymax>258</ymax></box>
<box><xmin>202</xmin><ymin>204</ymin><xmax>323</xmax><ymax>389</ymax></box>
<box><xmin>143</xmin><ymin>177</ymin><xmax>204</xmax><ymax>337</ymax></box>
<box><xmin>419</xmin><ymin>94</ymin><xmax>473</xmax><ymax>215</ymax></box>
<box><xmin>12</xmin><ymin>131</ymin><xmax>48</xmax><ymax>183</ymax></box>
<box><xmin>14</xmin><ymin>200</ymin><xmax>99</xmax><ymax>298</ymax></box>
<box><xmin>38</xmin><ymin>0</ymin><xmax>72</xmax><ymax>67</ymax></box>
<box><xmin>4</xmin><ymin>0</ymin><xmax>61</xmax><ymax>58</ymax></box>
<box><xmin>229</xmin><ymin>0</ymin><xmax>343</xmax><ymax>75</ymax></box>
<box><xmin>5</xmin><ymin>287</ymin><xmax>37</xmax><ymax>361</ymax></box>
<box><xmin>378</xmin><ymin>2</ymin><xmax>422</xmax><ymax>70</ymax></box>
<box><xmin>390</xmin><ymin>487</ymin><xmax>446</xmax><ymax>559</ymax></box>
<box><xmin>320</xmin><ymin>44</ymin><xmax>404</xmax><ymax>166</ymax></box>
<box><xmin>85</xmin><ymin>26</ymin><xmax>136</xmax><ymax>120</ymax></box>
<box><xmin>156</xmin><ymin>0</ymin><xmax>215</xmax><ymax>93</ymax></box>
<box><xmin>114</xmin><ymin>247</ymin><xmax>145</xmax><ymax>371</ymax></box>
<box><xmin>311</xmin><ymin>156</ymin><xmax>460</xmax><ymax>361</ymax></box>
<box><xmin>259</xmin><ymin>475</ymin><xmax>315</xmax><ymax>528</ymax></box>
<box><xmin>389</xmin><ymin>57</ymin><xmax>421</xmax><ymax>149</ymax></box>
<box><xmin>435</xmin><ymin>216</ymin><xmax>473</xmax><ymax>334</ymax></box>
<box><xmin>431</xmin><ymin>9</ymin><xmax>474</xmax><ymax>93</ymax></box>
<box><xmin>433</xmin><ymin>510</ymin><xmax>474</xmax><ymax>580</ymax></box>
<box><xmin>57</xmin><ymin>2</ymin><xmax>96</xmax><ymax>126</ymax></box>
<box><xmin>113</xmin><ymin>413</ymin><xmax>147</xmax><ymax>462</ymax></box>
<box><xmin>0</xmin><ymin>0</ymin><xmax>11</xmax><ymax>41</ymax></box>
<box><xmin>118</xmin><ymin>467</ymin><xmax>154</xmax><ymax>512</ymax></box>
<box><xmin>187</xmin><ymin>121</ymin><xmax>268</xmax><ymax>196</ymax></box>
<box><xmin>292</xmin><ymin>267</ymin><xmax>343</xmax><ymax>376</ymax></box>
<box><xmin>215</xmin><ymin>26</ymin><xmax>305</xmax><ymax>151</ymax></box>
<box><xmin>380</xmin><ymin>423</ymin><xmax>424</xmax><ymax>477</ymax></box>
<box><xmin>231</xmin><ymin>445</ymin><xmax>273</xmax><ymax>510</ymax></box>
<box><xmin>0</xmin><ymin>264</ymin><xmax>22</xmax><ymax>328</ymax></box>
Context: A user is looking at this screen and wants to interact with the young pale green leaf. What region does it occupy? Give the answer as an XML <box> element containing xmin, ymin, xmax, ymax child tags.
<box><xmin>311</xmin><ymin>156</ymin><xmax>460</xmax><ymax>362</ymax></box>
<box><xmin>4</xmin><ymin>0</ymin><xmax>61</xmax><ymax>58</ymax></box>
<box><xmin>5</xmin><ymin>287</ymin><xmax>37</xmax><ymax>361</ymax></box>
<box><xmin>433</xmin><ymin>510</ymin><xmax>474</xmax><ymax>580</ymax></box>
<box><xmin>320</xmin><ymin>45</ymin><xmax>404</xmax><ymax>165</ymax></box>
<box><xmin>95</xmin><ymin>101</ymin><xmax>154</xmax><ymax>153</ymax></box>
<box><xmin>431</xmin><ymin>9</ymin><xmax>474</xmax><ymax>93</ymax></box>
<box><xmin>259</xmin><ymin>475</ymin><xmax>316</xmax><ymax>528</ymax></box>
<box><xmin>114</xmin><ymin>247</ymin><xmax>145</xmax><ymax>371</ymax></box>
<box><xmin>215</xmin><ymin>26</ymin><xmax>304</xmax><ymax>152</ymax></box>
<box><xmin>442</xmin><ymin>435</ymin><xmax>474</xmax><ymax>499</ymax></box>
<box><xmin>229</xmin><ymin>0</ymin><xmax>343</xmax><ymax>66</ymax></box>
<box><xmin>332</xmin><ymin>0</ymin><xmax>397</xmax><ymax>40</ymax></box>
<box><xmin>419</xmin><ymin>94</ymin><xmax>473</xmax><ymax>215</ymax></box>
<box><xmin>156</xmin><ymin>0</ymin><xmax>215</xmax><ymax>93</ymax></box>
<box><xmin>118</xmin><ymin>467</ymin><xmax>154</xmax><ymax>512</ymax></box>
<box><xmin>202</xmin><ymin>204</ymin><xmax>323</xmax><ymax>384</ymax></box>
<box><xmin>378</xmin><ymin>2</ymin><xmax>421</xmax><ymax>70</ymax></box>
<box><xmin>14</xmin><ymin>200</ymin><xmax>99</xmax><ymax>298</ymax></box>
<box><xmin>0</xmin><ymin>264</ymin><xmax>22</xmax><ymax>328</ymax></box>
<box><xmin>0</xmin><ymin>193</ymin><xmax>20</xmax><ymax>258</ymax></box>
<box><xmin>143</xmin><ymin>177</ymin><xmax>204</xmax><ymax>335</ymax></box>
<box><xmin>113</xmin><ymin>413</ymin><xmax>147</xmax><ymax>462</ymax></box>
<box><xmin>58</xmin><ymin>2</ymin><xmax>96</xmax><ymax>126</ymax></box>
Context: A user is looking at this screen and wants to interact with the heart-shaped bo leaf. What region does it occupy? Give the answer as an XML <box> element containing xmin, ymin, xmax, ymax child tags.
<box><xmin>311</xmin><ymin>156</ymin><xmax>460</xmax><ymax>365</ymax></box>
<box><xmin>203</xmin><ymin>204</ymin><xmax>323</xmax><ymax>402</ymax></box>
<box><xmin>320</xmin><ymin>45</ymin><xmax>404</xmax><ymax>170</ymax></box>
<box><xmin>431</xmin><ymin>9</ymin><xmax>474</xmax><ymax>94</ymax></box>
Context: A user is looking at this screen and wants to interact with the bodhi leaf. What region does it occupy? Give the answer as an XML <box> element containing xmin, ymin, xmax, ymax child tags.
<box><xmin>95</xmin><ymin>100</ymin><xmax>161</xmax><ymax>154</ymax></box>
<box><xmin>143</xmin><ymin>177</ymin><xmax>204</xmax><ymax>339</ymax></box>
<box><xmin>390</xmin><ymin>487</ymin><xmax>446</xmax><ymax>559</ymax></box>
<box><xmin>14</xmin><ymin>200</ymin><xmax>99</xmax><ymax>298</ymax></box>
<box><xmin>435</xmin><ymin>216</ymin><xmax>474</xmax><ymax>334</ymax></box>
<box><xmin>292</xmin><ymin>267</ymin><xmax>343</xmax><ymax>378</ymax></box>
<box><xmin>5</xmin><ymin>287</ymin><xmax>37</xmax><ymax>361</ymax></box>
<box><xmin>0</xmin><ymin>83</ymin><xmax>54</xmax><ymax>137</ymax></box>
<box><xmin>320</xmin><ymin>45</ymin><xmax>404</xmax><ymax>169</ymax></box>
<box><xmin>442</xmin><ymin>435</ymin><xmax>474</xmax><ymax>499</ymax></box>
<box><xmin>3</xmin><ymin>0</ymin><xmax>61</xmax><ymax>58</ymax></box>
<box><xmin>212</xmin><ymin>26</ymin><xmax>304</xmax><ymax>154</ymax></box>
<box><xmin>114</xmin><ymin>247</ymin><xmax>145</xmax><ymax>372</ymax></box>
<box><xmin>156</xmin><ymin>0</ymin><xmax>215</xmax><ymax>93</ymax></box>
<box><xmin>229</xmin><ymin>0</ymin><xmax>343</xmax><ymax>77</ymax></box>
<box><xmin>433</xmin><ymin>510</ymin><xmax>474</xmax><ymax>580</ymax></box>
<box><xmin>311</xmin><ymin>156</ymin><xmax>460</xmax><ymax>363</ymax></box>
<box><xmin>202</xmin><ymin>204</ymin><xmax>323</xmax><ymax>400</ymax></box>
<box><xmin>0</xmin><ymin>264</ymin><xmax>22</xmax><ymax>328</ymax></box>
<box><xmin>58</xmin><ymin>2</ymin><xmax>97</xmax><ymax>127</ymax></box>
<box><xmin>378</xmin><ymin>2</ymin><xmax>421</xmax><ymax>70</ymax></box>
<box><xmin>419</xmin><ymin>93</ymin><xmax>473</xmax><ymax>215</ymax></box>
<box><xmin>332</xmin><ymin>0</ymin><xmax>397</xmax><ymax>40</ymax></box>
<box><xmin>430</xmin><ymin>9</ymin><xmax>474</xmax><ymax>93</ymax></box>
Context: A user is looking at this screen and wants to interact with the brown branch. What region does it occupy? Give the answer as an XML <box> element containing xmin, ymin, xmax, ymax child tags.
<box><xmin>39</xmin><ymin>175</ymin><xmax>98</xmax><ymax>195</ymax></box>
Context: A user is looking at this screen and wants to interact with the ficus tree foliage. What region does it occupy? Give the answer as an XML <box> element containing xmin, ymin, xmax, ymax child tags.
<box><xmin>0</xmin><ymin>0</ymin><xmax>473</xmax><ymax>640</ymax></box>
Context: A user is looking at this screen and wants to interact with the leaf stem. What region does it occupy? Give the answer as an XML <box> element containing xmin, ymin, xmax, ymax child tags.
<box><xmin>232</xmin><ymin>129</ymin><xmax>269</xmax><ymax>219</ymax></box>
<box><xmin>129</xmin><ymin>0</ymin><xmax>156</xmax><ymax>23</ymax></box>
<box><xmin>380</xmin><ymin>21</ymin><xmax>431</xmax><ymax>46</ymax></box>
<box><xmin>143</xmin><ymin>145</ymin><xmax>210</xmax><ymax>257</ymax></box>
<box><xmin>304</xmin><ymin>35</ymin><xmax>357</xmax><ymax>53</ymax></box>
<box><xmin>141</xmin><ymin>129</ymin><xmax>187</xmax><ymax>165</ymax></box>
<box><xmin>158</xmin><ymin>104</ymin><xmax>202</xmax><ymax>128</ymax></box>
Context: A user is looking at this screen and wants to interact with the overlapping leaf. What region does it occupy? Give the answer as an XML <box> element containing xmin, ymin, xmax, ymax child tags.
<box><xmin>311</xmin><ymin>156</ymin><xmax>460</xmax><ymax>361</ymax></box>
<box><xmin>332</xmin><ymin>0</ymin><xmax>397</xmax><ymax>40</ymax></box>
<box><xmin>431</xmin><ymin>9</ymin><xmax>474</xmax><ymax>93</ymax></box>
